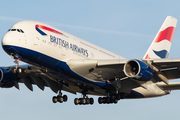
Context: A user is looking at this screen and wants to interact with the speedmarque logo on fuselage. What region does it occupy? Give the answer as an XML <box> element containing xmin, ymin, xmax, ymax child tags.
<box><xmin>35</xmin><ymin>24</ymin><xmax>89</xmax><ymax>57</ymax></box>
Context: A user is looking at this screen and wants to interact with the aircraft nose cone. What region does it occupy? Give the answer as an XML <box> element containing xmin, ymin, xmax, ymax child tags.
<box><xmin>2</xmin><ymin>33</ymin><xmax>12</xmax><ymax>47</ymax></box>
<box><xmin>1</xmin><ymin>32</ymin><xmax>15</xmax><ymax>54</ymax></box>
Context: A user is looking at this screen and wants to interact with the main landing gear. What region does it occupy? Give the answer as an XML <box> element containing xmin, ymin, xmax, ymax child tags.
<box><xmin>98</xmin><ymin>96</ymin><xmax>118</xmax><ymax>104</ymax></box>
<box><xmin>74</xmin><ymin>97</ymin><xmax>94</xmax><ymax>105</ymax></box>
<box><xmin>74</xmin><ymin>91</ymin><xmax>94</xmax><ymax>105</ymax></box>
<box><xmin>52</xmin><ymin>91</ymin><xmax>68</xmax><ymax>103</ymax></box>
<box><xmin>98</xmin><ymin>93</ymin><xmax>124</xmax><ymax>104</ymax></box>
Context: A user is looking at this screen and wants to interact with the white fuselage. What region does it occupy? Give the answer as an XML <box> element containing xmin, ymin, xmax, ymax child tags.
<box><xmin>2</xmin><ymin>21</ymin><xmax>125</xmax><ymax>62</ymax></box>
<box><xmin>1</xmin><ymin>21</ymin><xmax>169</xmax><ymax>98</ymax></box>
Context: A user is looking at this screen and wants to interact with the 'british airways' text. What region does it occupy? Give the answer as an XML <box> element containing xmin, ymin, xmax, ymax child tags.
<box><xmin>50</xmin><ymin>35</ymin><xmax>88</xmax><ymax>57</ymax></box>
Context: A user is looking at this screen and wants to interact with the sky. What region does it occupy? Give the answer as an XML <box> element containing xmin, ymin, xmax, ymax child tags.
<box><xmin>0</xmin><ymin>0</ymin><xmax>180</xmax><ymax>120</ymax></box>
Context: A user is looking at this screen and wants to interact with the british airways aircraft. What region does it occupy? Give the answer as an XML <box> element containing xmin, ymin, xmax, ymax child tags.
<box><xmin>1</xmin><ymin>16</ymin><xmax>180</xmax><ymax>105</ymax></box>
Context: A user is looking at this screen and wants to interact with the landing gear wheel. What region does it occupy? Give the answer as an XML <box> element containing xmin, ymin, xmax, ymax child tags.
<box><xmin>52</xmin><ymin>96</ymin><xmax>58</xmax><ymax>103</ymax></box>
<box><xmin>98</xmin><ymin>97</ymin><xmax>103</xmax><ymax>104</ymax></box>
<box><xmin>116</xmin><ymin>94</ymin><xmax>121</xmax><ymax>100</ymax></box>
<box><xmin>114</xmin><ymin>99</ymin><xmax>118</xmax><ymax>104</ymax></box>
<box><xmin>74</xmin><ymin>97</ymin><xmax>94</xmax><ymax>105</ymax></box>
<box><xmin>63</xmin><ymin>95</ymin><xmax>68</xmax><ymax>102</ymax></box>
<box><xmin>74</xmin><ymin>98</ymin><xmax>79</xmax><ymax>105</ymax></box>
<box><xmin>98</xmin><ymin>96</ymin><xmax>119</xmax><ymax>104</ymax></box>
<box><xmin>102</xmin><ymin>97</ymin><xmax>106</xmax><ymax>104</ymax></box>
<box><xmin>57</xmin><ymin>96</ymin><xmax>63</xmax><ymax>103</ymax></box>
<box><xmin>89</xmin><ymin>98</ymin><xmax>94</xmax><ymax>105</ymax></box>
<box><xmin>78</xmin><ymin>98</ymin><xmax>83</xmax><ymax>105</ymax></box>
<box><xmin>16</xmin><ymin>67</ymin><xmax>22</xmax><ymax>74</ymax></box>
<box><xmin>120</xmin><ymin>93</ymin><xmax>124</xmax><ymax>99</ymax></box>
<box><xmin>110</xmin><ymin>98</ymin><xmax>114</xmax><ymax>103</ymax></box>
<box><xmin>86</xmin><ymin>98</ymin><xmax>90</xmax><ymax>104</ymax></box>
<box><xmin>105</xmin><ymin>97</ymin><xmax>110</xmax><ymax>103</ymax></box>
<box><xmin>52</xmin><ymin>90</ymin><xmax>68</xmax><ymax>103</ymax></box>
<box><xmin>81</xmin><ymin>98</ymin><xmax>86</xmax><ymax>105</ymax></box>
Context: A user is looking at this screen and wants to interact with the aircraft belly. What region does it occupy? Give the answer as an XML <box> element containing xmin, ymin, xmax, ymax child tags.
<box><xmin>3</xmin><ymin>45</ymin><xmax>116</xmax><ymax>93</ymax></box>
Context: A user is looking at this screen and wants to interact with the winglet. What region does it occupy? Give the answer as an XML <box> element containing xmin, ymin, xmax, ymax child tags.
<box><xmin>143</xmin><ymin>16</ymin><xmax>178</xmax><ymax>59</ymax></box>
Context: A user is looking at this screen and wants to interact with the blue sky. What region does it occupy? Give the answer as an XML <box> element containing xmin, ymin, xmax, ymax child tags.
<box><xmin>0</xmin><ymin>0</ymin><xmax>180</xmax><ymax>120</ymax></box>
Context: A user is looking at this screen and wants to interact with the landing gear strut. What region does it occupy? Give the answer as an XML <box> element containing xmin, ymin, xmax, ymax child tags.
<box><xmin>13</xmin><ymin>58</ymin><xmax>23</xmax><ymax>74</ymax></box>
<box><xmin>52</xmin><ymin>91</ymin><xmax>68</xmax><ymax>103</ymax></box>
<box><xmin>14</xmin><ymin>59</ymin><xmax>19</xmax><ymax>69</ymax></box>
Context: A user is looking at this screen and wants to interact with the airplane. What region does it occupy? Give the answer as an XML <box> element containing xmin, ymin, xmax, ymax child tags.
<box><xmin>1</xmin><ymin>16</ymin><xmax>180</xmax><ymax>105</ymax></box>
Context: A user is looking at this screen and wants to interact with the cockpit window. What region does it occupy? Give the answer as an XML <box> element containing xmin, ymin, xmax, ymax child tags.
<box><xmin>20</xmin><ymin>29</ymin><xmax>24</xmax><ymax>33</ymax></box>
<box><xmin>11</xmin><ymin>29</ymin><xmax>16</xmax><ymax>31</ymax></box>
<box><xmin>8</xmin><ymin>29</ymin><xmax>24</xmax><ymax>33</ymax></box>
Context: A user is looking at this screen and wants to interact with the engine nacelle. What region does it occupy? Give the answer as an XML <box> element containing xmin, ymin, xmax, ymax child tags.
<box><xmin>124</xmin><ymin>59</ymin><xmax>153</xmax><ymax>81</ymax></box>
<box><xmin>0</xmin><ymin>67</ymin><xmax>16</xmax><ymax>88</ymax></box>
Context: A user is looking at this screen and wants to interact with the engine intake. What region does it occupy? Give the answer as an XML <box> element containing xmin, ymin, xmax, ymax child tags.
<box><xmin>0</xmin><ymin>67</ymin><xmax>16</xmax><ymax>88</ymax></box>
<box><xmin>124</xmin><ymin>59</ymin><xmax>153</xmax><ymax>81</ymax></box>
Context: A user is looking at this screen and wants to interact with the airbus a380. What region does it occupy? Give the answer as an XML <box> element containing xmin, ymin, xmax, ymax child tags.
<box><xmin>1</xmin><ymin>16</ymin><xmax>180</xmax><ymax>105</ymax></box>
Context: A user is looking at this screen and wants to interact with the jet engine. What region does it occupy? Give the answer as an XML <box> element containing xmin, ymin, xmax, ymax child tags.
<box><xmin>124</xmin><ymin>59</ymin><xmax>153</xmax><ymax>81</ymax></box>
<box><xmin>0</xmin><ymin>67</ymin><xmax>16</xmax><ymax>88</ymax></box>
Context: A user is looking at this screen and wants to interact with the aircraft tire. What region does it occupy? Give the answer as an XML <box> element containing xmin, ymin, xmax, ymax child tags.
<box><xmin>98</xmin><ymin>97</ymin><xmax>103</xmax><ymax>104</ymax></box>
<box><xmin>63</xmin><ymin>95</ymin><xmax>68</xmax><ymax>102</ymax></box>
<box><xmin>81</xmin><ymin>98</ymin><xmax>86</xmax><ymax>105</ymax></box>
<box><xmin>114</xmin><ymin>99</ymin><xmax>118</xmax><ymax>104</ymax></box>
<box><xmin>120</xmin><ymin>93</ymin><xmax>124</xmax><ymax>99</ymax></box>
<box><xmin>74</xmin><ymin>98</ymin><xmax>79</xmax><ymax>105</ymax></box>
<box><xmin>89</xmin><ymin>98</ymin><xmax>94</xmax><ymax>105</ymax></box>
<box><xmin>57</xmin><ymin>96</ymin><xmax>63</xmax><ymax>103</ymax></box>
<box><xmin>105</xmin><ymin>97</ymin><xmax>110</xmax><ymax>103</ymax></box>
<box><xmin>52</xmin><ymin>96</ymin><xmax>58</xmax><ymax>103</ymax></box>
<box><xmin>86</xmin><ymin>98</ymin><xmax>90</xmax><ymax>104</ymax></box>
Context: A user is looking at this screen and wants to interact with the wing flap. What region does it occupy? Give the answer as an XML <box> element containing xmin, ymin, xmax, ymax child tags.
<box><xmin>161</xmin><ymin>68</ymin><xmax>180</xmax><ymax>80</ymax></box>
<box><xmin>151</xmin><ymin>58</ymin><xmax>180</xmax><ymax>69</ymax></box>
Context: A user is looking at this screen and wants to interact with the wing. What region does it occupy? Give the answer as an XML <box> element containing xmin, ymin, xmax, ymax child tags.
<box><xmin>66</xmin><ymin>59</ymin><xmax>144</xmax><ymax>93</ymax></box>
<box><xmin>66</xmin><ymin>58</ymin><xmax>180</xmax><ymax>92</ymax></box>
<box><xmin>3</xmin><ymin>58</ymin><xmax>179</xmax><ymax>95</ymax></box>
<box><xmin>144</xmin><ymin>58</ymin><xmax>180</xmax><ymax>82</ymax></box>
<box><xmin>4</xmin><ymin>65</ymin><xmax>77</xmax><ymax>94</ymax></box>
<box><xmin>0</xmin><ymin>64</ymin><xmax>113</xmax><ymax>96</ymax></box>
<box><xmin>157</xmin><ymin>82</ymin><xmax>180</xmax><ymax>90</ymax></box>
<box><xmin>1</xmin><ymin>58</ymin><xmax>180</xmax><ymax>105</ymax></box>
